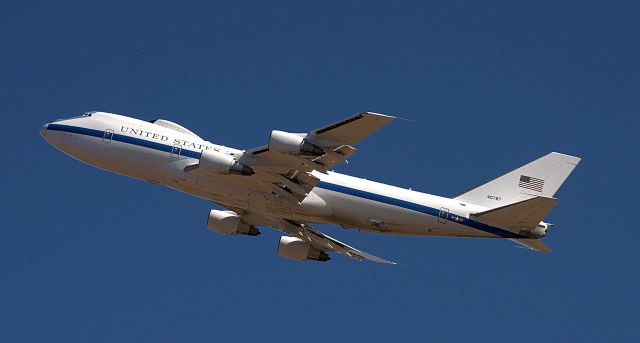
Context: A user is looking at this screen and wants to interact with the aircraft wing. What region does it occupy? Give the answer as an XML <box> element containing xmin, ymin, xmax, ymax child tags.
<box><xmin>273</xmin><ymin>219</ymin><xmax>396</xmax><ymax>264</ymax></box>
<box><xmin>509</xmin><ymin>238</ymin><xmax>552</xmax><ymax>253</ymax></box>
<box><xmin>310</xmin><ymin>111</ymin><xmax>396</xmax><ymax>146</ymax></box>
<box><xmin>240</xmin><ymin>112</ymin><xmax>394</xmax><ymax>202</ymax></box>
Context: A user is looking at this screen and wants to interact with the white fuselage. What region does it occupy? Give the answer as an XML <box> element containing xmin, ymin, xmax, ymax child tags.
<box><xmin>41</xmin><ymin>112</ymin><xmax>517</xmax><ymax>239</ymax></box>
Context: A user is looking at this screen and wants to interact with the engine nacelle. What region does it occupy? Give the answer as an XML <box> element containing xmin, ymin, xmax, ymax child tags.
<box><xmin>277</xmin><ymin>236</ymin><xmax>330</xmax><ymax>262</ymax></box>
<box><xmin>268</xmin><ymin>130</ymin><xmax>324</xmax><ymax>156</ymax></box>
<box><xmin>206</xmin><ymin>210</ymin><xmax>260</xmax><ymax>236</ymax></box>
<box><xmin>200</xmin><ymin>150</ymin><xmax>253</xmax><ymax>176</ymax></box>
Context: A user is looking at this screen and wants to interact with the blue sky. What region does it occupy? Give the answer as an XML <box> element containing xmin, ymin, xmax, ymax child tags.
<box><xmin>2</xmin><ymin>1</ymin><xmax>639</xmax><ymax>341</ymax></box>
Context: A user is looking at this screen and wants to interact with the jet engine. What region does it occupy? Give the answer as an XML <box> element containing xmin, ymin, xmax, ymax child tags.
<box><xmin>268</xmin><ymin>130</ymin><xmax>324</xmax><ymax>156</ymax></box>
<box><xmin>277</xmin><ymin>236</ymin><xmax>330</xmax><ymax>262</ymax></box>
<box><xmin>206</xmin><ymin>210</ymin><xmax>260</xmax><ymax>236</ymax></box>
<box><xmin>199</xmin><ymin>150</ymin><xmax>253</xmax><ymax>176</ymax></box>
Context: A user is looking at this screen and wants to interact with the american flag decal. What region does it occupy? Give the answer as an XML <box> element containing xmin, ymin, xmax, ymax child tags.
<box><xmin>519</xmin><ymin>175</ymin><xmax>545</xmax><ymax>192</ymax></box>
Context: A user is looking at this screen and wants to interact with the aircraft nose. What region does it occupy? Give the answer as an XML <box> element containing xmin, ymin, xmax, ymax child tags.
<box><xmin>40</xmin><ymin>123</ymin><xmax>49</xmax><ymax>138</ymax></box>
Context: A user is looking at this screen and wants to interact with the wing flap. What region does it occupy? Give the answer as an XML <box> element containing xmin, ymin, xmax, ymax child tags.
<box><xmin>313</xmin><ymin>145</ymin><xmax>357</xmax><ymax>168</ymax></box>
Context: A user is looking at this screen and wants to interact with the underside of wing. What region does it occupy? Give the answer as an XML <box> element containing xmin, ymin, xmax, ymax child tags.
<box><xmin>510</xmin><ymin>238</ymin><xmax>552</xmax><ymax>253</ymax></box>
<box><xmin>310</xmin><ymin>112</ymin><xmax>395</xmax><ymax>146</ymax></box>
<box><xmin>273</xmin><ymin>219</ymin><xmax>396</xmax><ymax>264</ymax></box>
<box><xmin>210</xmin><ymin>206</ymin><xmax>396</xmax><ymax>263</ymax></box>
<box><xmin>238</xmin><ymin>112</ymin><xmax>395</xmax><ymax>202</ymax></box>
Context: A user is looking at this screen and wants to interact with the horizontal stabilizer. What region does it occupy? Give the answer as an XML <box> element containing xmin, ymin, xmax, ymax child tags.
<box><xmin>471</xmin><ymin>196</ymin><xmax>557</xmax><ymax>230</ymax></box>
<box><xmin>454</xmin><ymin>152</ymin><xmax>580</xmax><ymax>209</ymax></box>
<box><xmin>510</xmin><ymin>238</ymin><xmax>552</xmax><ymax>253</ymax></box>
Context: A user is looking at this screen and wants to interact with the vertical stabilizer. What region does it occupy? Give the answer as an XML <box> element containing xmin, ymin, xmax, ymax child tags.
<box><xmin>454</xmin><ymin>152</ymin><xmax>580</xmax><ymax>209</ymax></box>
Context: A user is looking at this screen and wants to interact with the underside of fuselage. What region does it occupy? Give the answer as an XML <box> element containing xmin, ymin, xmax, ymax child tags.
<box><xmin>163</xmin><ymin>170</ymin><xmax>495</xmax><ymax>239</ymax></box>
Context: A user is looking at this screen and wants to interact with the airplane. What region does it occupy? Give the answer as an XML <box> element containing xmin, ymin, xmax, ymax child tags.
<box><xmin>40</xmin><ymin>111</ymin><xmax>580</xmax><ymax>264</ymax></box>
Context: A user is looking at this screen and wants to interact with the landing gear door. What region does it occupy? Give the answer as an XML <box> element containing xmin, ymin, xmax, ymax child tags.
<box><xmin>438</xmin><ymin>207</ymin><xmax>449</xmax><ymax>224</ymax></box>
<box><xmin>102</xmin><ymin>129</ymin><xmax>114</xmax><ymax>143</ymax></box>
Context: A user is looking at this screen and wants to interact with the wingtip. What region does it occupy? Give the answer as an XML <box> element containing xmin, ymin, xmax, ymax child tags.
<box><xmin>510</xmin><ymin>238</ymin><xmax>552</xmax><ymax>253</ymax></box>
<box><xmin>362</xmin><ymin>111</ymin><xmax>396</xmax><ymax>120</ymax></box>
<box><xmin>367</xmin><ymin>256</ymin><xmax>399</xmax><ymax>265</ymax></box>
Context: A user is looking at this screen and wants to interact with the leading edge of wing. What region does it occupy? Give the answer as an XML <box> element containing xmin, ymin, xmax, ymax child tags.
<box><xmin>246</xmin><ymin>111</ymin><xmax>395</xmax><ymax>155</ymax></box>
<box><xmin>311</xmin><ymin>112</ymin><xmax>395</xmax><ymax>146</ymax></box>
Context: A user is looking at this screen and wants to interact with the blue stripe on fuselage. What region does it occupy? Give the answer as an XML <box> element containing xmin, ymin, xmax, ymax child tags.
<box><xmin>47</xmin><ymin>123</ymin><xmax>524</xmax><ymax>239</ymax></box>
<box><xmin>47</xmin><ymin>123</ymin><xmax>202</xmax><ymax>159</ymax></box>
<box><xmin>315</xmin><ymin>181</ymin><xmax>525</xmax><ymax>239</ymax></box>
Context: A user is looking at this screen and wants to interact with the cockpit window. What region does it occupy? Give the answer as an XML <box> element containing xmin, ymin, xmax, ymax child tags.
<box><xmin>54</xmin><ymin>112</ymin><xmax>95</xmax><ymax>122</ymax></box>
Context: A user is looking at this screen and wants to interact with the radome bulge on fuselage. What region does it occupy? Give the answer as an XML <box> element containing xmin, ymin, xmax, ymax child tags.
<box><xmin>41</xmin><ymin>111</ymin><xmax>580</xmax><ymax>263</ymax></box>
